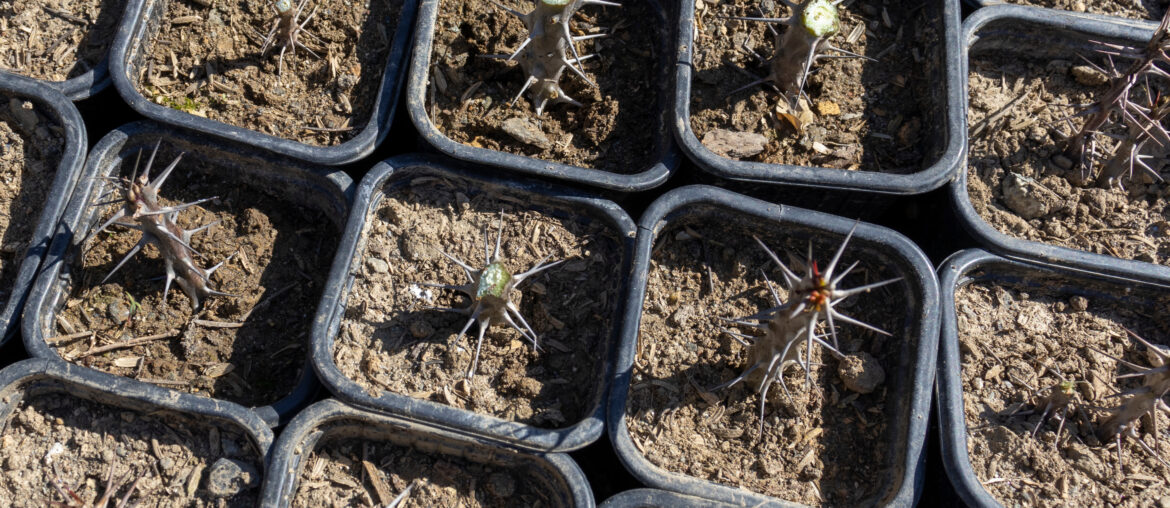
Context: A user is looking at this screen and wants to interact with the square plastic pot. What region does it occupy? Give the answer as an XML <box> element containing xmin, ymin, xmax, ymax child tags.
<box><xmin>935</xmin><ymin>248</ymin><xmax>1169</xmax><ymax>506</ymax></box>
<box><xmin>311</xmin><ymin>153</ymin><xmax>636</xmax><ymax>452</ymax></box>
<box><xmin>0</xmin><ymin>73</ymin><xmax>88</xmax><ymax>348</ymax></box>
<box><xmin>607</xmin><ymin>185</ymin><xmax>939</xmax><ymax>506</ymax></box>
<box><xmin>405</xmin><ymin>0</ymin><xmax>681</xmax><ymax>193</ymax></box>
<box><xmin>21</xmin><ymin>121</ymin><xmax>354</xmax><ymax>428</ymax></box>
<box><xmin>672</xmin><ymin>0</ymin><xmax>965</xmax><ymax>207</ymax></box>
<box><xmin>599</xmin><ymin>488</ymin><xmax>736</xmax><ymax>507</ymax></box>
<box><xmin>0</xmin><ymin>357</ymin><xmax>272</xmax><ymax>482</ymax></box>
<box><xmin>107</xmin><ymin>0</ymin><xmax>418</xmax><ymax>166</ymax></box>
<box><xmin>951</xmin><ymin>5</ymin><xmax>1170</xmax><ymax>288</ymax></box>
<box><xmin>260</xmin><ymin>398</ymin><xmax>594</xmax><ymax>506</ymax></box>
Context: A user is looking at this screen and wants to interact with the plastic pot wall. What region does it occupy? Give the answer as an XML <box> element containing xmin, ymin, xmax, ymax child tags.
<box><xmin>21</xmin><ymin>121</ymin><xmax>354</xmax><ymax>428</ymax></box>
<box><xmin>951</xmin><ymin>5</ymin><xmax>1170</xmax><ymax>288</ymax></box>
<box><xmin>599</xmin><ymin>488</ymin><xmax>736</xmax><ymax>507</ymax></box>
<box><xmin>0</xmin><ymin>73</ymin><xmax>88</xmax><ymax>348</ymax></box>
<box><xmin>310</xmin><ymin>154</ymin><xmax>635</xmax><ymax>452</ymax></box>
<box><xmin>935</xmin><ymin>248</ymin><xmax>1170</xmax><ymax>506</ymax></box>
<box><xmin>672</xmin><ymin>0</ymin><xmax>965</xmax><ymax>209</ymax></box>
<box><xmin>260</xmin><ymin>398</ymin><xmax>594</xmax><ymax>506</ymax></box>
<box><xmin>107</xmin><ymin>0</ymin><xmax>418</xmax><ymax>165</ymax></box>
<box><xmin>607</xmin><ymin>186</ymin><xmax>939</xmax><ymax>506</ymax></box>
<box><xmin>0</xmin><ymin>23</ymin><xmax>115</xmax><ymax>101</ymax></box>
<box><xmin>405</xmin><ymin>0</ymin><xmax>681</xmax><ymax>193</ymax></box>
<box><xmin>961</xmin><ymin>0</ymin><xmax>1161</xmax><ymax>28</ymax></box>
<box><xmin>0</xmin><ymin>358</ymin><xmax>272</xmax><ymax>482</ymax></box>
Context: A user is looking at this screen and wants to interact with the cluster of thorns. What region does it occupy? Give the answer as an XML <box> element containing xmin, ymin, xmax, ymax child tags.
<box><xmin>1004</xmin><ymin>329</ymin><xmax>1170</xmax><ymax>476</ymax></box>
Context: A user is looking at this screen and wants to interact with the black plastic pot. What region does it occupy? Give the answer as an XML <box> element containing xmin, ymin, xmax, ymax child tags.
<box><xmin>0</xmin><ymin>73</ymin><xmax>88</xmax><ymax>348</ymax></box>
<box><xmin>672</xmin><ymin>0</ymin><xmax>965</xmax><ymax>208</ymax></box>
<box><xmin>311</xmin><ymin>153</ymin><xmax>635</xmax><ymax>452</ymax></box>
<box><xmin>961</xmin><ymin>0</ymin><xmax>1161</xmax><ymax>28</ymax></box>
<box><xmin>107</xmin><ymin>0</ymin><xmax>418</xmax><ymax>165</ymax></box>
<box><xmin>405</xmin><ymin>0</ymin><xmax>680</xmax><ymax>192</ymax></box>
<box><xmin>935</xmin><ymin>248</ymin><xmax>1168</xmax><ymax>507</ymax></box>
<box><xmin>0</xmin><ymin>8</ymin><xmax>118</xmax><ymax>102</ymax></box>
<box><xmin>0</xmin><ymin>358</ymin><xmax>272</xmax><ymax>493</ymax></box>
<box><xmin>952</xmin><ymin>5</ymin><xmax>1170</xmax><ymax>288</ymax></box>
<box><xmin>260</xmin><ymin>398</ymin><xmax>594</xmax><ymax>506</ymax></box>
<box><xmin>599</xmin><ymin>488</ymin><xmax>735</xmax><ymax>507</ymax></box>
<box><xmin>21</xmin><ymin>121</ymin><xmax>354</xmax><ymax>428</ymax></box>
<box><xmin>607</xmin><ymin>185</ymin><xmax>939</xmax><ymax>506</ymax></box>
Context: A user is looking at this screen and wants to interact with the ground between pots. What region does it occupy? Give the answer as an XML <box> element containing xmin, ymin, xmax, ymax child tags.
<box><xmin>0</xmin><ymin>97</ymin><xmax>62</xmax><ymax>301</ymax></box>
<box><xmin>426</xmin><ymin>0</ymin><xmax>661</xmax><ymax>173</ymax></box>
<box><xmin>626</xmin><ymin>217</ymin><xmax>908</xmax><ymax>505</ymax></box>
<box><xmin>334</xmin><ymin>176</ymin><xmax>622</xmax><ymax>429</ymax></box>
<box><xmin>956</xmin><ymin>280</ymin><xmax>1170</xmax><ymax>506</ymax></box>
<box><xmin>966</xmin><ymin>47</ymin><xmax>1170</xmax><ymax>265</ymax></box>
<box><xmin>991</xmin><ymin>0</ymin><xmax>1164</xmax><ymax>23</ymax></box>
<box><xmin>688</xmin><ymin>0</ymin><xmax>939</xmax><ymax>172</ymax></box>
<box><xmin>0</xmin><ymin>390</ymin><xmax>262</xmax><ymax>506</ymax></box>
<box><xmin>0</xmin><ymin>0</ymin><xmax>125</xmax><ymax>81</ymax></box>
<box><xmin>49</xmin><ymin>144</ymin><xmax>339</xmax><ymax>408</ymax></box>
<box><xmin>293</xmin><ymin>432</ymin><xmax>558</xmax><ymax>506</ymax></box>
<box><xmin>135</xmin><ymin>0</ymin><xmax>401</xmax><ymax>146</ymax></box>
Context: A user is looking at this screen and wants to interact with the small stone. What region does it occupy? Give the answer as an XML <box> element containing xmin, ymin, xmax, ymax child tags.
<box><xmin>702</xmin><ymin>129</ymin><xmax>768</xmax><ymax>158</ymax></box>
<box><xmin>400</xmin><ymin>236</ymin><xmax>436</xmax><ymax>262</ymax></box>
<box><xmin>816</xmin><ymin>100</ymin><xmax>840</xmax><ymax>116</ymax></box>
<box><xmin>1158</xmin><ymin>495</ymin><xmax>1170</xmax><ymax>508</ymax></box>
<box><xmin>206</xmin><ymin>458</ymin><xmax>258</xmax><ymax>498</ymax></box>
<box><xmin>486</xmin><ymin>472</ymin><xmax>515</xmax><ymax>497</ymax></box>
<box><xmin>107</xmin><ymin>301</ymin><xmax>130</xmax><ymax>324</ymax></box>
<box><xmin>837</xmin><ymin>352</ymin><xmax>885</xmax><ymax>394</ymax></box>
<box><xmin>1001</xmin><ymin>173</ymin><xmax>1049</xmax><ymax>219</ymax></box>
<box><xmin>366</xmin><ymin>257</ymin><xmax>389</xmax><ymax>274</ymax></box>
<box><xmin>409</xmin><ymin>320</ymin><xmax>433</xmax><ymax>339</ymax></box>
<box><xmin>502</xmin><ymin>117</ymin><xmax>550</xmax><ymax>148</ymax></box>
<box><xmin>1070</xmin><ymin>65</ymin><xmax>1107</xmax><ymax>86</ymax></box>
<box><xmin>1069</xmin><ymin>295</ymin><xmax>1089</xmax><ymax>312</ymax></box>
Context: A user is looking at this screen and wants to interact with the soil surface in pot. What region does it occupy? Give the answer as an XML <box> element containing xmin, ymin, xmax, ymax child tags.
<box><xmin>0</xmin><ymin>0</ymin><xmax>125</xmax><ymax>81</ymax></box>
<box><xmin>293</xmin><ymin>432</ymin><xmax>558</xmax><ymax>506</ymax></box>
<box><xmin>688</xmin><ymin>0</ymin><xmax>939</xmax><ymax>173</ymax></box>
<box><xmin>990</xmin><ymin>0</ymin><xmax>1164</xmax><ymax>23</ymax></box>
<box><xmin>0</xmin><ymin>97</ymin><xmax>62</xmax><ymax>298</ymax></box>
<box><xmin>0</xmin><ymin>390</ymin><xmax>261</xmax><ymax>506</ymax></box>
<box><xmin>427</xmin><ymin>0</ymin><xmax>660</xmax><ymax>173</ymax></box>
<box><xmin>135</xmin><ymin>0</ymin><xmax>402</xmax><ymax>146</ymax></box>
<box><xmin>334</xmin><ymin>177</ymin><xmax>622</xmax><ymax>429</ymax></box>
<box><xmin>48</xmin><ymin>146</ymin><xmax>339</xmax><ymax>408</ymax></box>
<box><xmin>626</xmin><ymin>218</ymin><xmax>908</xmax><ymax>505</ymax></box>
<box><xmin>966</xmin><ymin>49</ymin><xmax>1170</xmax><ymax>266</ymax></box>
<box><xmin>955</xmin><ymin>280</ymin><xmax>1170</xmax><ymax>506</ymax></box>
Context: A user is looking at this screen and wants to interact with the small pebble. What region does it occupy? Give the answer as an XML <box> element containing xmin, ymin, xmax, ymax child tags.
<box><xmin>400</xmin><ymin>236</ymin><xmax>436</xmax><ymax>262</ymax></box>
<box><xmin>1070</xmin><ymin>65</ymin><xmax>1107</xmax><ymax>86</ymax></box>
<box><xmin>366</xmin><ymin>257</ymin><xmax>389</xmax><ymax>274</ymax></box>
<box><xmin>206</xmin><ymin>458</ymin><xmax>258</xmax><ymax>498</ymax></box>
<box><xmin>1069</xmin><ymin>295</ymin><xmax>1089</xmax><ymax>312</ymax></box>
<box><xmin>107</xmin><ymin>301</ymin><xmax>130</xmax><ymax>324</ymax></box>
<box><xmin>838</xmin><ymin>352</ymin><xmax>885</xmax><ymax>394</ymax></box>
<box><xmin>702</xmin><ymin>129</ymin><xmax>767</xmax><ymax>158</ymax></box>
<box><xmin>502</xmin><ymin>117</ymin><xmax>551</xmax><ymax>149</ymax></box>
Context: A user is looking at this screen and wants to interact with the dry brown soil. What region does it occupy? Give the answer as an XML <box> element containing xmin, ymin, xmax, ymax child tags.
<box><xmin>688</xmin><ymin>0</ymin><xmax>939</xmax><ymax>172</ymax></box>
<box><xmin>49</xmin><ymin>145</ymin><xmax>339</xmax><ymax>408</ymax></box>
<box><xmin>0</xmin><ymin>391</ymin><xmax>261</xmax><ymax>506</ymax></box>
<box><xmin>990</xmin><ymin>0</ymin><xmax>1165</xmax><ymax>23</ymax></box>
<box><xmin>292</xmin><ymin>434</ymin><xmax>558</xmax><ymax>507</ymax></box>
<box><xmin>427</xmin><ymin>0</ymin><xmax>661</xmax><ymax>173</ymax></box>
<box><xmin>626</xmin><ymin>218</ymin><xmax>908</xmax><ymax>505</ymax></box>
<box><xmin>966</xmin><ymin>51</ymin><xmax>1170</xmax><ymax>266</ymax></box>
<box><xmin>956</xmin><ymin>280</ymin><xmax>1170</xmax><ymax>506</ymax></box>
<box><xmin>334</xmin><ymin>177</ymin><xmax>622</xmax><ymax>429</ymax></box>
<box><xmin>0</xmin><ymin>97</ymin><xmax>62</xmax><ymax>300</ymax></box>
<box><xmin>0</xmin><ymin>0</ymin><xmax>125</xmax><ymax>81</ymax></box>
<box><xmin>135</xmin><ymin>0</ymin><xmax>401</xmax><ymax>146</ymax></box>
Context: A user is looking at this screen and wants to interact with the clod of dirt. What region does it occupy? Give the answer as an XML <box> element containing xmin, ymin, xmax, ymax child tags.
<box><xmin>837</xmin><ymin>352</ymin><xmax>885</xmax><ymax>394</ymax></box>
<box><xmin>206</xmin><ymin>458</ymin><xmax>259</xmax><ymax>498</ymax></box>
<box><xmin>1069</xmin><ymin>65</ymin><xmax>1108</xmax><ymax>86</ymax></box>
<box><xmin>502</xmin><ymin>117</ymin><xmax>551</xmax><ymax>149</ymax></box>
<box><xmin>1001</xmin><ymin>173</ymin><xmax>1052</xmax><ymax>219</ymax></box>
<box><xmin>701</xmin><ymin>129</ymin><xmax>768</xmax><ymax>158</ymax></box>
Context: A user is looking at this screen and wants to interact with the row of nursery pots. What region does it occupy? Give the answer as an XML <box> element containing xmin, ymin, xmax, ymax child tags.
<box><xmin>5</xmin><ymin>115</ymin><xmax>1164</xmax><ymax>506</ymax></box>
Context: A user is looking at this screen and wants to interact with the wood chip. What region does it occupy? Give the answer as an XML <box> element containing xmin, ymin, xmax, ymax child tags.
<box><xmin>113</xmin><ymin>357</ymin><xmax>141</xmax><ymax>368</ymax></box>
<box><xmin>362</xmin><ymin>460</ymin><xmax>393</xmax><ymax>505</ymax></box>
<box><xmin>186</xmin><ymin>464</ymin><xmax>204</xmax><ymax>498</ymax></box>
